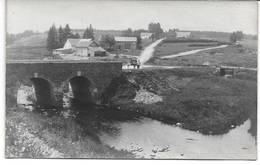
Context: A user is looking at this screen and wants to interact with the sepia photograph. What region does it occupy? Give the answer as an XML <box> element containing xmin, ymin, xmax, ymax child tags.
<box><xmin>5</xmin><ymin>0</ymin><xmax>258</xmax><ymax>160</ymax></box>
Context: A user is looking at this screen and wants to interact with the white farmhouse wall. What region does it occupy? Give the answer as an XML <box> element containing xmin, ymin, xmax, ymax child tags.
<box><xmin>77</xmin><ymin>48</ymin><xmax>90</xmax><ymax>56</ymax></box>
<box><xmin>176</xmin><ymin>32</ymin><xmax>191</xmax><ymax>38</ymax></box>
<box><xmin>63</xmin><ymin>40</ymin><xmax>72</xmax><ymax>49</ymax></box>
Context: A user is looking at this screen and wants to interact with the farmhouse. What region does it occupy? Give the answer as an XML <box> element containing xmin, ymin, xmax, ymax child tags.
<box><xmin>53</xmin><ymin>38</ymin><xmax>106</xmax><ymax>57</ymax></box>
<box><xmin>75</xmin><ymin>40</ymin><xmax>106</xmax><ymax>57</ymax></box>
<box><xmin>140</xmin><ymin>32</ymin><xmax>153</xmax><ymax>39</ymax></box>
<box><xmin>63</xmin><ymin>38</ymin><xmax>82</xmax><ymax>52</ymax></box>
<box><xmin>176</xmin><ymin>31</ymin><xmax>191</xmax><ymax>38</ymax></box>
<box><xmin>115</xmin><ymin>37</ymin><xmax>137</xmax><ymax>50</ymax></box>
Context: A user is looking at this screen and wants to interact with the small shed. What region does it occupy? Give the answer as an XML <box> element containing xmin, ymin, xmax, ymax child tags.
<box><xmin>53</xmin><ymin>48</ymin><xmax>72</xmax><ymax>55</ymax></box>
<box><xmin>218</xmin><ymin>67</ymin><xmax>235</xmax><ymax>76</ymax></box>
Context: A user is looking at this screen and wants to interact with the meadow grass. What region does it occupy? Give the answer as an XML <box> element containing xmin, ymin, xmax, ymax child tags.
<box><xmin>155</xmin><ymin>42</ymin><xmax>219</xmax><ymax>57</ymax></box>
<box><xmin>6</xmin><ymin>46</ymin><xmax>50</xmax><ymax>60</ymax></box>
<box><xmin>5</xmin><ymin>108</ymin><xmax>134</xmax><ymax>158</ymax></box>
<box><xmin>148</xmin><ymin>43</ymin><xmax>257</xmax><ymax>68</ymax></box>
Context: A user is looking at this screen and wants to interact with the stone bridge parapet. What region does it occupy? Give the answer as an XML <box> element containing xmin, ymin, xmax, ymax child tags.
<box><xmin>6</xmin><ymin>60</ymin><xmax>122</xmax><ymax>108</ymax></box>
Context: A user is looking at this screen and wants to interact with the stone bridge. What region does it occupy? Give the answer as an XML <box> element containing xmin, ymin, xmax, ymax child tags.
<box><xmin>6</xmin><ymin>60</ymin><xmax>122</xmax><ymax>108</ymax></box>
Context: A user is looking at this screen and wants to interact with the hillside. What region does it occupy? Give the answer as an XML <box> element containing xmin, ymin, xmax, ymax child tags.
<box><xmin>8</xmin><ymin>29</ymin><xmax>122</xmax><ymax>48</ymax></box>
<box><xmin>6</xmin><ymin>33</ymin><xmax>49</xmax><ymax>60</ymax></box>
<box><xmin>10</xmin><ymin>33</ymin><xmax>48</xmax><ymax>47</ymax></box>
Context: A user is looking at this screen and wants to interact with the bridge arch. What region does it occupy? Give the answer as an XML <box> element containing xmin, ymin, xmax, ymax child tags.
<box><xmin>30</xmin><ymin>78</ymin><xmax>57</xmax><ymax>108</ymax></box>
<box><xmin>69</xmin><ymin>76</ymin><xmax>93</xmax><ymax>104</ymax></box>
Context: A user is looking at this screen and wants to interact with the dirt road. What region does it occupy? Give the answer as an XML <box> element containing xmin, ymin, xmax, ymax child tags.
<box><xmin>138</xmin><ymin>38</ymin><xmax>164</xmax><ymax>65</ymax></box>
<box><xmin>160</xmin><ymin>45</ymin><xmax>228</xmax><ymax>59</ymax></box>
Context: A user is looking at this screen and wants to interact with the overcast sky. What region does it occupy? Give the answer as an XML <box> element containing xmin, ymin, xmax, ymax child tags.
<box><xmin>6</xmin><ymin>0</ymin><xmax>258</xmax><ymax>35</ymax></box>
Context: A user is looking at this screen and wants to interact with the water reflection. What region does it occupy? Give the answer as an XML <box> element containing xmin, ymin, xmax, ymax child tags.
<box><xmin>99</xmin><ymin>117</ymin><xmax>256</xmax><ymax>159</ymax></box>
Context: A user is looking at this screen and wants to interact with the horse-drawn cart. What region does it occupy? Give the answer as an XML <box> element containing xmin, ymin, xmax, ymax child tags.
<box><xmin>127</xmin><ymin>58</ymin><xmax>140</xmax><ymax>69</ymax></box>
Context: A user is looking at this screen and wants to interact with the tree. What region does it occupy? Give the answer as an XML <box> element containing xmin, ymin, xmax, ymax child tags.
<box><xmin>99</xmin><ymin>35</ymin><xmax>115</xmax><ymax>51</ymax></box>
<box><xmin>229</xmin><ymin>32</ymin><xmax>237</xmax><ymax>43</ymax></box>
<box><xmin>136</xmin><ymin>36</ymin><xmax>142</xmax><ymax>50</ymax></box>
<box><xmin>83</xmin><ymin>24</ymin><xmax>94</xmax><ymax>40</ymax></box>
<box><xmin>58</xmin><ymin>25</ymin><xmax>66</xmax><ymax>47</ymax></box>
<box><xmin>133</xmin><ymin>29</ymin><xmax>147</xmax><ymax>37</ymax></box>
<box><xmin>64</xmin><ymin>24</ymin><xmax>72</xmax><ymax>39</ymax></box>
<box><xmin>46</xmin><ymin>23</ymin><xmax>59</xmax><ymax>51</ymax></box>
<box><xmin>122</xmin><ymin>28</ymin><xmax>133</xmax><ymax>37</ymax></box>
<box><xmin>236</xmin><ymin>31</ymin><xmax>243</xmax><ymax>41</ymax></box>
<box><xmin>74</xmin><ymin>33</ymin><xmax>80</xmax><ymax>39</ymax></box>
<box><xmin>6</xmin><ymin>33</ymin><xmax>16</xmax><ymax>45</ymax></box>
<box><xmin>83</xmin><ymin>27</ymin><xmax>88</xmax><ymax>39</ymax></box>
<box><xmin>88</xmin><ymin>24</ymin><xmax>94</xmax><ymax>40</ymax></box>
<box><xmin>148</xmin><ymin>22</ymin><xmax>164</xmax><ymax>39</ymax></box>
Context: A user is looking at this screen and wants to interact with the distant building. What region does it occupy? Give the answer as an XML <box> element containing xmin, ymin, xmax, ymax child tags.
<box><xmin>115</xmin><ymin>37</ymin><xmax>137</xmax><ymax>50</ymax></box>
<box><xmin>76</xmin><ymin>40</ymin><xmax>106</xmax><ymax>57</ymax></box>
<box><xmin>63</xmin><ymin>38</ymin><xmax>83</xmax><ymax>52</ymax></box>
<box><xmin>53</xmin><ymin>38</ymin><xmax>106</xmax><ymax>57</ymax></box>
<box><xmin>176</xmin><ymin>31</ymin><xmax>191</xmax><ymax>38</ymax></box>
<box><xmin>140</xmin><ymin>32</ymin><xmax>153</xmax><ymax>39</ymax></box>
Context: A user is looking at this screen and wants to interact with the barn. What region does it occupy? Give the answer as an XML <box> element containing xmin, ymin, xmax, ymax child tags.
<box><xmin>114</xmin><ymin>37</ymin><xmax>137</xmax><ymax>50</ymax></box>
<box><xmin>75</xmin><ymin>40</ymin><xmax>106</xmax><ymax>57</ymax></box>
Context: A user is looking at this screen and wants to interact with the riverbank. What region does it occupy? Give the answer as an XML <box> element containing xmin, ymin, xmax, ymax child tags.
<box><xmin>5</xmin><ymin>107</ymin><xmax>134</xmax><ymax>158</ymax></box>
<box><xmin>100</xmin><ymin>68</ymin><xmax>257</xmax><ymax>136</ymax></box>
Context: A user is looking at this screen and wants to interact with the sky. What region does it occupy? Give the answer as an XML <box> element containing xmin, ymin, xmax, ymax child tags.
<box><xmin>6</xmin><ymin>0</ymin><xmax>258</xmax><ymax>35</ymax></box>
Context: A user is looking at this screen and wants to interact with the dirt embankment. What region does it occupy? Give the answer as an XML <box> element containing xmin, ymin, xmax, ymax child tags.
<box><xmin>100</xmin><ymin>68</ymin><xmax>257</xmax><ymax>136</ymax></box>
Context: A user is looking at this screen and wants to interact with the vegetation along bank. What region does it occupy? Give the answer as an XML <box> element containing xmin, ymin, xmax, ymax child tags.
<box><xmin>100</xmin><ymin>68</ymin><xmax>257</xmax><ymax>136</ymax></box>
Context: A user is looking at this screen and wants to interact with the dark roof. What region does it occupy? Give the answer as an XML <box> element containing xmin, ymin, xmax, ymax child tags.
<box><xmin>89</xmin><ymin>47</ymin><xmax>106</xmax><ymax>52</ymax></box>
<box><xmin>76</xmin><ymin>40</ymin><xmax>93</xmax><ymax>48</ymax></box>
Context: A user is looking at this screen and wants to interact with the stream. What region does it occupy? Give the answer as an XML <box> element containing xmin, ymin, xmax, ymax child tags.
<box><xmin>16</xmin><ymin>84</ymin><xmax>257</xmax><ymax>160</ymax></box>
<box><xmin>98</xmin><ymin>117</ymin><xmax>256</xmax><ymax>159</ymax></box>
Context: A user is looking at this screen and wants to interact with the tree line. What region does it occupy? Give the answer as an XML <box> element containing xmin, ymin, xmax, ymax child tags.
<box><xmin>229</xmin><ymin>31</ymin><xmax>243</xmax><ymax>43</ymax></box>
<box><xmin>148</xmin><ymin>22</ymin><xmax>164</xmax><ymax>39</ymax></box>
<box><xmin>47</xmin><ymin>22</ymin><xmax>165</xmax><ymax>51</ymax></box>
<box><xmin>229</xmin><ymin>31</ymin><xmax>257</xmax><ymax>43</ymax></box>
<box><xmin>46</xmin><ymin>23</ymin><xmax>94</xmax><ymax>51</ymax></box>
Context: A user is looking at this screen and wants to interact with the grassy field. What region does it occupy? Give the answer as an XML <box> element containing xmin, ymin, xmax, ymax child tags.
<box><xmin>101</xmin><ymin>68</ymin><xmax>257</xmax><ymax>136</ymax></box>
<box><xmin>11</xmin><ymin>33</ymin><xmax>48</xmax><ymax>47</ymax></box>
<box><xmin>6</xmin><ymin>33</ymin><xmax>50</xmax><ymax>60</ymax></box>
<box><xmin>155</xmin><ymin>42</ymin><xmax>219</xmax><ymax>57</ymax></box>
<box><xmin>5</xmin><ymin>107</ymin><xmax>134</xmax><ymax>158</ymax></box>
<box><xmin>6</xmin><ymin>46</ymin><xmax>50</xmax><ymax>60</ymax></box>
<box><xmin>147</xmin><ymin>40</ymin><xmax>257</xmax><ymax>68</ymax></box>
